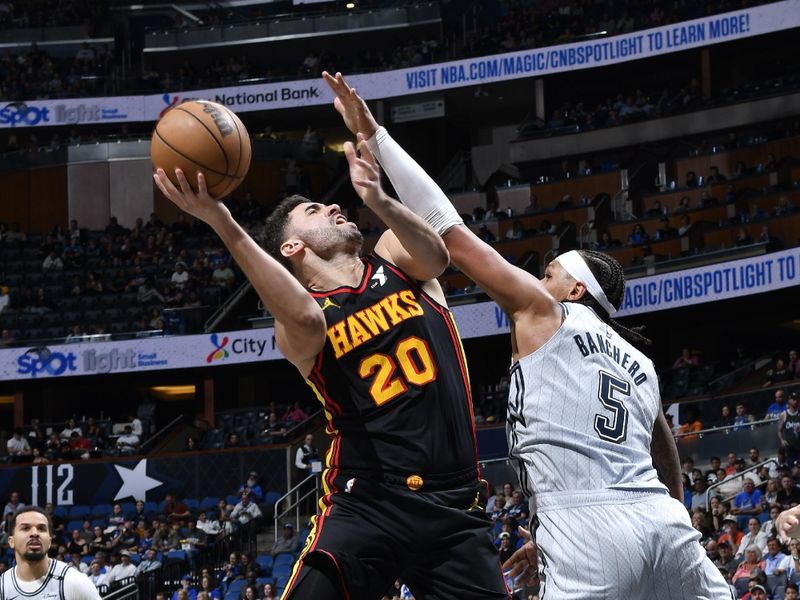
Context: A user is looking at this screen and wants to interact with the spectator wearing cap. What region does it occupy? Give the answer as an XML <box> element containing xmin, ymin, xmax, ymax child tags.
<box><xmin>763</xmin><ymin>537</ymin><xmax>793</xmax><ymax>577</ymax></box>
<box><xmin>237</xmin><ymin>472</ymin><xmax>263</xmax><ymax>503</ymax></box>
<box><xmin>714</xmin><ymin>541</ymin><xmax>741</xmax><ymax>573</ymax></box>
<box><xmin>720</xmin><ymin>515</ymin><xmax>745</xmax><ymax>554</ymax></box>
<box><xmin>497</xmin><ymin>532</ymin><xmax>514</xmax><ymax>564</ymax></box>
<box><xmin>736</xmin><ymin>518</ymin><xmax>769</xmax><ymax>558</ymax></box>
<box><xmin>747</xmin><ymin>582</ymin><xmax>768</xmax><ymax>600</ymax></box>
<box><xmin>105</xmin><ymin>550</ymin><xmax>137</xmax><ymax>584</ymax></box>
<box><xmin>171</xmin><ymin>575</ymin><xmax>198</xmax><ymax>600</ymax></box>
<box><xmin>731</xmin><ymin>545</ymin><xmax>765</xmax><ymax>584</ymax></box>
<box><xmin>270</xmin><ymin>523</ymin><xmax>298</xmax><ymax>557</ymax></box>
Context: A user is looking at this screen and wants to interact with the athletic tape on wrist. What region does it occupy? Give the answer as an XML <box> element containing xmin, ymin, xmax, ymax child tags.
<box><xmin>555</xmin><ymin>250</ymin><xmax>618</xmax><ymax>315</ymax></box>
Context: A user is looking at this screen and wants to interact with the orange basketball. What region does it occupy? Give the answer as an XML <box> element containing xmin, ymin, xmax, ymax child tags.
<box><xmin>151</xmin><ymin>100</ymin><xmax>251</xmax><ymax>198</ymax></box>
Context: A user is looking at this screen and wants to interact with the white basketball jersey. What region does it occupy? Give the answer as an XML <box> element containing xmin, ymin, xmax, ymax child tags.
<box><xmin>507</xmin><ymin>303</ymin><xmax>666</xmax><ymax>510</ymax></box>
<box><xmin>0</xmin><ymin>559</ymin><xmax>101</xmax><ymax>600</ymax></box>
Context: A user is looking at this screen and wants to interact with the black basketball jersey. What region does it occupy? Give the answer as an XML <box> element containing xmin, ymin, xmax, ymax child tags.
<box><xmin>307</xmin><ymin>253</ymin><xmax>479</xmax><ymax>484</ymax></box>
<box><xmin>784</xmin><ymin>410</ymin><xmax>800</xmax><ymax>450</ymax></box>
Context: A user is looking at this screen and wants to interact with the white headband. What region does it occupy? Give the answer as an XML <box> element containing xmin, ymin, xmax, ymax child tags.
<box><xmin>555</xmin><ymin>250</ymin><xmax>618</xmax><ymax>315</ymax></box>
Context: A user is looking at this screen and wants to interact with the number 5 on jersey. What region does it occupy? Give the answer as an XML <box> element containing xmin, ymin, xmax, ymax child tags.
<box><xmin>358</xmin><ymin>336</ymin><xmax>438</xmax><ymax>406</ymax></box>
<box><xmin>594</xmin><ymin>370</ymin><xmax>630</xmax><ymax>443</ymax></box>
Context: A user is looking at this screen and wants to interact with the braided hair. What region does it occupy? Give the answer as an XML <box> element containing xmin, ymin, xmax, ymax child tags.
<box><xmin>573</xmin><ymin>249</ymin><xmax>652</xmax><ymax>348</ymax></box>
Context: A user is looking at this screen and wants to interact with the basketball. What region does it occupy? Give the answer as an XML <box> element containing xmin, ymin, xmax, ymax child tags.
<box><xmin>151</xmin><ymin>100</ymin><xmax>252</xmax><ymax>198</ymax></box>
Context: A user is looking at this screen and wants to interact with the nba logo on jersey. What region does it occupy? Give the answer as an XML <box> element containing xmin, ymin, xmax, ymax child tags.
<box><xmin>345</xmin><ymin>478</ymin><xmax>356</xmax><ymax>493</ymax></box>
<box><xmin>370</xmin><ymin>266</ymin><xmax>387</xmax><ymax>288</ymax></box>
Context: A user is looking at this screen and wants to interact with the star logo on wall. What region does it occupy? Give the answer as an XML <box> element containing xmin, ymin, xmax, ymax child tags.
<box><xmin>113</xmin><ymin>459</ymin><xmax>163</xmax><ymax>501</ymax></box>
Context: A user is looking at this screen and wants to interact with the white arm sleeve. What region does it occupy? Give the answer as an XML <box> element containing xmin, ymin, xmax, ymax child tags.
<box><xmin>295</xmin><ymin>447</ymin><xmax>307</xmax><ymax>470</ymax></box>
<box><xmin>364</xmin><ymin>127</ymin><xmax>463</xmax><ymax>235</ymax></box>
<box><xmin>65</xmin><ymin>568</ymin><xmax>103</xmax><ymax>599</ymax></box>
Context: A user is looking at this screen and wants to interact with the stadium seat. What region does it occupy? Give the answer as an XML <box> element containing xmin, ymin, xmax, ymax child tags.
<box><xmin>256</xmin><ymin>577</ymin><xmax>275</xmax><ymax>587</ymax></box>
<box><xmin>120</xmin><ymin>501</ymin><xmax>136</xmax><ymax>516</ymax></box>
<box><xmin>225</xmin><ymin>495</ymin><xmax>239</xmax><ymax>506</ymax></box>
<box><xmin>166</xmin><ymin>550</ymin><xmax>187</xmax><ymax>563</ymax></box>
<box><xmin>276</xmin><ymin>575</ymin><xmax>291</xmax><ymax>589</ymax></box>
<box><xmin>255</xmin><ymin>554</ymin><xmax>273</xmax><ymax>575</ymax></box>
<box><xmin>264</xmin><ymin>491</ymin><xmax>281</xmax><ymax>506</ymax></box>
<box><xmin>66</xmin><ymin>520</ymin><xmax>84</xmax><ymax>533</ymax></box>
<box><xmin>90</xmin><ymin>518</ymin><xmax>105</xmax><ymax>528</ymax></box>
<box><xmin>184</xmin><ymin>498</ymin><xmax>199</xmax><ymax>511</ymax></box>
<box><xmin>224</xmin><ymin>592</ymin><xmax>239</xmax><ymax>600</ymax></box>
<box><xmin>226</xmin><ymin>579</ymin><xmax>246</xmax><ymax>596</ymax></box>
<box><xmin>144</xmin><ymin>501</ymin><xmax>158</xmax><ymax>514</ymax></box>
<box><xmin>199</xmin><ymin>496</ymin><xmax>219</xmax><ymax>511</ymax></box>
<box><xmin>91</xmin><ymin>504</ymin><xmax>112</xmax><ymax>518</ymax></box>
<box><xmin>53</xmin><ymin>506</ymin><xmax>69</xmax><ymax>518</ymax></box>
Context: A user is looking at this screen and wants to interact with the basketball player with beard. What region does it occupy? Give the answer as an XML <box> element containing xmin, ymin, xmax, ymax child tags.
<box><xmin>1</xmin><ymin>507</ymin><xmax>100</xmax><ymax>599</ymax></box>
<box><xmin>324</xmin><ymin>71</ymin><xmax>733</xmax><ymax>599</ymax></box>
<box><xmin>154</xmin><ymin>103</ymin><xmax>508</xmax><ymax>596</ymax></box>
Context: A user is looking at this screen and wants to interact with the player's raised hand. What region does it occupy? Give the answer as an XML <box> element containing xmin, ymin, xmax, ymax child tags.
<box><xmin>502</xmin><ymin>526</ymin><xmax>540</xmax><ymax>587</ymax></box>
<box><xmin>777</xmin><ymin>505</ymin><xmax>800</xmax><ymax>543</ymax></box>
<box><xmin>322</xmin><ymin>71</ymin><xmax>379</xmax><ymax>138</ymax></box>
<box><xmin>344</xmin><ymin>134</ymin><xmax>385</xmax><ymax>207</ymax></box>
<box><xmin>153</xmin><ymin>168</ymin><xmax>230</xmax><ymax>226</ymax></box>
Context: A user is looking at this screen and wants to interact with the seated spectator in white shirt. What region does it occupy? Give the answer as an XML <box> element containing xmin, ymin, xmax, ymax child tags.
<box><xmin>170</xmin><ymin>261</ymin><xmax>190</xmax><ymax>289</ymax></box>
<box><xmin>117</xmin><ymin>426</ymin><xmax>140</xmax><ymax>454</ymax></box>
<box><xmin>88</xmin><ymin>561</ymin><xmax>108</xmax><ymax>588</ymax></box>
<box><xmin>127</xmin><ymin>414</ymin><xmax>143</xmax><ymax>437</ymax></box>
<box><xmin>196</xmin><ymin>511</ymin><xmax>222</xmax><ymax>538</ymax></box>
<box><xmin>7</xmin><ymin>428</ymin><xmax>32</xmax><ymax>462</ymax></box>
<box><xmin>736</xmin><ymin>518</ymin><xmax>769</xmax><ymax>558</ymax></box>
<box><xmin>211</xmin><ymin>258</ymin><xmax>235</xmax><ymax>290</ymax></box>
<box><xmin>105</xmin><ymin>550</ymin><xmax>137</xmax><ymax>584</ymax></box>
<box><xmin>60</xmin><ymin>418</ymin><xmax>82</xmax><ymax>440</ymax></box>
<box><xmin>3</xmin><ymin>491</ymin><xmax>24</xmax><ymax>518</ymax></box>
<box><xmin>230</xmin><ymin>492</ymin><xmax>262</xmax><ymax>527</ymax></box>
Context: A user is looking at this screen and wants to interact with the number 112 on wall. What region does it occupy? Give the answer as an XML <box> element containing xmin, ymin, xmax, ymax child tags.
<box><xmin>31</xmin><ymin>464</ymin><xmax>74</xmax><ymax>506</ymax></box>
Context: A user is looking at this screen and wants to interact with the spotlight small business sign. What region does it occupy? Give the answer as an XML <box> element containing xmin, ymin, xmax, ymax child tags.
<box><xmin>0</xmin><ymin>329</ymin><xmax>280</xmax><ymax>381</ymax></box>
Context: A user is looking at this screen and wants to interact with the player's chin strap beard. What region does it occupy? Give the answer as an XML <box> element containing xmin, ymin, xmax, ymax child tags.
<box><xmin>555</xmin><ymin>250</ymin><xmax>617</xmax><ymax>316</ymax></box>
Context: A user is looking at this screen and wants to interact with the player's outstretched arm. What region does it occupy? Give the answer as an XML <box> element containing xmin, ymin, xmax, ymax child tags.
<box><xmin>345</xmin><ymin>137</ymin><xmax>448</xmax><ymax>281</ymax></box>
<box><xmin>650</xmin><ymin>410</ymin><xmax>683</xmax><ymax>501</ymax></box>
<box><xmin>154</xmin><ymin>169</ymin><xmax>326</xmax><ymax>376</ymax></box>
<box><xmin>323</xmin><ymin>71</ymin><xmax>558</xmax><ymax>318</ymax></box>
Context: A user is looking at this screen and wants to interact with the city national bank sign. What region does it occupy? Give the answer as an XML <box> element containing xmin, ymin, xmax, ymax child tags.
<box><xmin>2</xmin><ymin>249</ymin><xmax>800</xmax><ymax>381</ymax></box>
<box><xmin>1</xmin><ymin>0</ymin><xmax>799</xmax><ymax>128</ymax></box>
